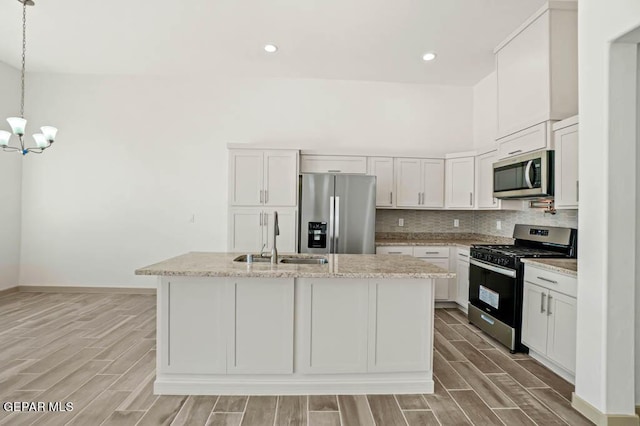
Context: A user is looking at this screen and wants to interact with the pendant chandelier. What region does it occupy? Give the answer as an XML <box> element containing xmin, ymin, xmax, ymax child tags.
<box><xmin>0</xmin><ymin>0</ymin><xmax>57</xmax><ymax>155</ymax></box>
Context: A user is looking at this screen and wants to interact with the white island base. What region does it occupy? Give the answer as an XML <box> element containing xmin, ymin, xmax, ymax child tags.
<box><xmin>155</xmin><ymin>276</ymin><xmax>435</xmax><ymax>395</ymax></box>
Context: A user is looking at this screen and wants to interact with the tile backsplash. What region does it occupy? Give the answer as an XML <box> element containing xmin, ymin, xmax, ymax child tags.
<box><xmin>376</xmin><ymin>208</ymin><xmax>578</xmax><ymax>238</ymax></box>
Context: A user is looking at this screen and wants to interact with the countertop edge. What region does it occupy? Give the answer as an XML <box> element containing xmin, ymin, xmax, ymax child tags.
<box><xmin>135</xmin><ymin>270</ymin><xmax>456</xmax><ymax>279</ymax></box>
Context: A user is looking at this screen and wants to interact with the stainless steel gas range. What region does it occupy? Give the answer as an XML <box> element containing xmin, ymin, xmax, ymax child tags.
<box><xmin>468</xmin><ymin>224</ymin><xmax>577</xmax><ymax>353</ymax></box>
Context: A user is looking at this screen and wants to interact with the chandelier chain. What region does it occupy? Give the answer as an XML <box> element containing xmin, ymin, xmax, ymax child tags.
<box><xmin>20</xmin><ymin>0</ymin><xmax>27</xmax><ymax>118</ymax></box>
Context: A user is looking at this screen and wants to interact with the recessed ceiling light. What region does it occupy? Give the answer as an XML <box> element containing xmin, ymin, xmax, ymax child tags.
<box><xmin>422</xmin><ymin>52</ymin><xmax>437</xmax><ymax>61</ymax></box>
<box><xmin>264</xmin><ymin>44</ymin><xmax>278</xmax><ymax>53</ymax></box>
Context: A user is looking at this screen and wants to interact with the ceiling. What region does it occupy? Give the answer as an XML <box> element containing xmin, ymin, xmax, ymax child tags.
<box><xmin>0</xmin><ymin>0</ymin><xmax>546</xmax><ymax>85</ymax></box>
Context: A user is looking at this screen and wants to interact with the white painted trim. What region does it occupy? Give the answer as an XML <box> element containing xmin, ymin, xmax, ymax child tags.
<box><xmin>444</xmin><ymin>151</ymin><xmax>477</xmax><ymax>159</ymax></box>
<box><xmin>572</xmin><ymin>393</ymin><xmax>640</xmax><ymax>426</ymax></box>
<box><xmin>552</xmin><ymin>115</ymin><xmax>579</xmax><ymax>131</ymax></box>
<box><xmin>154</xmin><ymin>374</ymin><xmax>434</xmax><ymax>396</ymax></box>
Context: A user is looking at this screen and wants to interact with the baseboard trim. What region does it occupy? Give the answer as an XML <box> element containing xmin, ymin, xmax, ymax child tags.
<box><xmin>0</xmin><ymin>286</ymin><xmax>19</xmax><ymax>298</ymax></box>
<box><xmin>18</xmin><ymin>285</ymin><xmax>156</xmax><ymax>295</ymax></box>
<box><xmin>572</xmin><ymin>393</ymin><xmax>640</xmax><ymax>425</ymax></box>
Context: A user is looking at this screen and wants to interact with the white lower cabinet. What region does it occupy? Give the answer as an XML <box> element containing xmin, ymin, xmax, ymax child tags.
<box><xmin>368</xmin><ymin>280</ymin><xmax>431</xmax><ymax>372</ymax></box>
<box><xmin>162</xmin><ymin>278</ymin><xmax>226</xmax><ymax>374</ymax></box>
<box><xmin>418</xmin><ymin>258</ymin><xmax>450</xmax><ymax>300</ymax></box>
<box><xmin>228</xmin><ymin>207</ymin><xmax>297</xmax><ymax>253</ymax></box>
<box><xmin>455</xmin><ymin>249</ymin><xmax>470</xmax><ymax>309</ymax></box>
<box><xmin>227</xmin><ymin>278</ymin><xmax>294</xmax><ymax>374</ymax></box>
<box><xmin>522</xmin><ymin>265</ymin><xmax>577</xmax><ymax>381</ymax></box>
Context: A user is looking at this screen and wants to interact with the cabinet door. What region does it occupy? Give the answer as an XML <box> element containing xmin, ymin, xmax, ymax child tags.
<box><xmin>455</xmin><ymin>253</ymin><xmax>470</xmax><ymax>308</ymax></box>
<box><xmin>445</xmin><ymin>157</ymin><xmax>475</xmax><ymax>209</ymax></box>
<box><xmin>300</xmin><ymin>155</ymin><xmax>367</xmax><ymax>174</ymax></box>
<box><xmin>228</xmin><ymin>209</ymin><xmax>264</xmax><ymax>252</ymax></box>
<box><xmin>368</xmin><ymin>280</ymin><xmax>432</xmax><ymax>372</ymax></box>
<box><xmin>476</xmin><ymin>151</ymin><xmax>500</xmax><ymax>209</ymax></box>
<box><xmin>264</xmin><ymin>208</ymin><xmax>298</xmax><ymax>253</ymax></box>
<box><xmin>418</xmin><ymin>258</ymin><xmax>450</xmax><ymax>300</ymax></box>
<box><xmin>162</xmin><ymin>278</ymin><xmax>226</xmax><ymax>374</ymax></box>
<box><xmin>554</xmin><ymin>124</ymin><xmax>579</xmax><ymax>208</ymax></box>
<box><xmin>395</xmin><ymin>158</ymin><xmax>422</xmax><ymax>207</ymax></box>
<box><xmin>546</xmin><ymin>291</ymin><xmax>577</xmax><ymax>373</ymax></box>
<box><xmin>497</xmin><ymin>123</ymin><xmax>548</xmax><ymax>159</ymax></box>
<box><xmin>264</xmin><ymin>150</ymin><xmax>298</xmax><ymax>207</ymax></box>
<box><xmin>299</xmin><ymin>278</ymin><xmax>369</xmax><ymax>373</ymax></box>
<box><xmin>521</xmin><ymin>282</ymin><xmax>549</xmax><ymax>354</ymax></box>
<box><xmin>367</xmin><ymin>157</ymin><xmax>395</xmax><ymax>207</ymax></box>
<box><xmin>421</xmin><ymin>159</ymin><xmax>445</xmax><ymax>208</ymax></box>
<box><xmin>496</xmin><ymin>13</ymin><xmax>550</xmax><ymax>138</ymax></box>
<box><xmin>227</xmin><ymin>278</ymin><xmax>294</xmax><ymax>374</ymax></box>
<box><xmin>229</xmin><ymin>150</ymin><xmax>264</xmax><ymax>206</ymax></box>
<box><xmin>376</xmin><ymin>246</ymin><xmax>413</xmax><ymax>255</ymax></box>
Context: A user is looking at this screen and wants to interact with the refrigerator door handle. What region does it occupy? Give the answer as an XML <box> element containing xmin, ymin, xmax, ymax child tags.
<box><xmin>329</xmin><ymin>196</ymin><xmax>335</xmax><ymax>254</ymax></box>
<box><xmin>335</xmin><ymin>196</ymin><xmax>340</xmax><ymax>251</ymax></box>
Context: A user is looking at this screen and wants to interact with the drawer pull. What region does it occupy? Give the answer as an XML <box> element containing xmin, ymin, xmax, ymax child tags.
<box><xmin>328</xmin><ymin>169</ymin><xmax>341</xmax><ymax>173</ymax></box>
<box><xmin>537</xmin><ymin>276</ymin><xmax>558</xmax><ymax>284</ymax></box>
<box><xmin>480</xmin><ymin>314</ymin><xmax>495</xmax><ymax>325</ymax></box>
<box><xmin>458</xmin><ymin>254</ymin><xmax>469</xmax><ymax>258</ymax></box>
<box><xmin>387</xmin><ymin>251</ymin><xmax>403</xmax><ymax>254</ymax></box>
<box><xmin>508</xmin><ymin>149</ymin><xmax>523</xmax><ymax>155</ymax></box>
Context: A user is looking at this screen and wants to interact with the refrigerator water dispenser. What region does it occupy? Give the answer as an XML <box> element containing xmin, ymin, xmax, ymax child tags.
<box><xmin>307</xmin><ymin>222</ymin><xmax>327</xmax><ymax>248</ymax></box>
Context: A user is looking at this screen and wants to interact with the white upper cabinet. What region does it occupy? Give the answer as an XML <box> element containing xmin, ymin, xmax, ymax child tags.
<box><xmin>395</xmin><ymin>158</ymin><xmax>444</xmax><ymax>209</ymax></box>
<box><xmin>475</xmin><ymin>150</ymin><xmax>500</xmax><ymax>209</ymax></box>
<box><xmin>445</xmin><ymin>156</ymin><xmax>475</xmax><ymax>209</ymax></box>
<box><xmin>497</xmin><ymin>122</ymin><xmax>550</xmax><ymax>160</ymax></box>
<box><xmin>300</xmin><ymin>155</ymin><xmax>367</xmax><ymax>174</ymax></box>
<box><xmin>553</xmin><ymin>117</ymin><xmax>579</xmax><ymax>209</ymax></box>
<box><xmin>229</xmin><ymin>149</ymin><xmax>298</xmax><ymax>207</ymax></box>
<box><xmin>495</xmin><ymin>2</ymin><xmax>577</xmax><ymax>139</ymax></box>
<box><xmin>367</xmin><ymin>157</ymin><xmax>395</xmax><ymax>207</ymax></box>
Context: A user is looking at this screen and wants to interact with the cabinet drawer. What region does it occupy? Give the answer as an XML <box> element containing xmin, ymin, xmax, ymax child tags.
<box><xmin>413</xmin><ymin>246</ymin><xmax>449</xmax><ymax>258</ymax></box>
<box><xmin>497</xmin><ymin>123</ymin><xmax>548</xmax><ymax>160</ymax></box>
<box><xmin>524</xmin><ymin>265</ymin><xmax>576</xmax><ymax>298</ymax></box>
<box><xmin>300</xmin><ymin>155</ymin><xmax>367</xmax><ymax>174</ymax></box>
<box><xmin>376</xmin><ymin>246</ymin><xmax>413</xmax><ymax>256</ymax></box>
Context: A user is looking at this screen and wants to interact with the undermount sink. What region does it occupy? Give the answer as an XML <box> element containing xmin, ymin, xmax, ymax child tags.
<box><xmin>279</xmin><ymin>257</ymin><xmax>328</xmax><ymax>265</ymax></box>
<box><xmin>233</xmin><ymin>255</ymin><xmax>328</xmax><ymax>265</ymax></box>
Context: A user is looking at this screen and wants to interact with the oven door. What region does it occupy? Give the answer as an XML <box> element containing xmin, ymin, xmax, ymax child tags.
<box><xmin>468</xmin><ymin>258</ymin><xmax>517</xmax><ymax>326</ymax></box>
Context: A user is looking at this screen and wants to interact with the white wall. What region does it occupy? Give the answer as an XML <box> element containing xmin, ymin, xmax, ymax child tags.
<box><xmin>472</xmin><ymin>71</ymin><xmax>498</xmax><ymax>149</ymax></box>
<box><xmin>19</xmin><ymin>73</ymin><xmax>473</xmax><ymax>288</ymax></box>
<box><xmin>576</xmin><ymin>0</ymin><xmax>640</xmax><ymax>416</ymax></box>
<box><xmin>0</xmin><ymin>61</ymin><xmax>22</xmax><ymax>291</ymax></box>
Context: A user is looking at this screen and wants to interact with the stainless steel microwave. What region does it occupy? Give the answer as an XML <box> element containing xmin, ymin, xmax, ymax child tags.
<box><xmin>492</xmin><ymin>150</ymin><xmax>554</xmax><ymax>199</ymax></box>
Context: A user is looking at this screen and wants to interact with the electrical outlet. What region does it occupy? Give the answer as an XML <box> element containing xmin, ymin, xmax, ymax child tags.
<box><xmin>453</xmin><ymin>219</ymin><xmax>459</xmax><ymax>228</ymax></box>
<box><xmin>496</xmin><ymin>220</ymin><xmax>502</xmax><ymax>230</ymax></box>
<box><xmin>398</xmin><ymin>218</ymin><xmax>404</xmax><ymax>227</ymax></box>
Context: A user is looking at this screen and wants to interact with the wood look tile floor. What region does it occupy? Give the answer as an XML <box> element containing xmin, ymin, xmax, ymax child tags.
<box><xmin>0</xmin><ymin>292</ymin><xmax>593</xmax><ymax>425</ymax></box>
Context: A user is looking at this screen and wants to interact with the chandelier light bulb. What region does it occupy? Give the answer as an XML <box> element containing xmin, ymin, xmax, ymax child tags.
<box><xmin>0</xmin><ymin>130</ymin><xmax>11</xmax><ymax>146</ymax></box>
<box><xmin>7</xmin><ymin>117</ymin><xmax>27</xmax><ymax>136</ymax></box>
<box><xmin>32</xmin><ymin>133</ymin><xmax>47</xmax><ymax>148</ymax></box>
<box><xmin>40</xmin><ymin>126</ymin><xmax>58</xmax><ymax>142</ymax></box>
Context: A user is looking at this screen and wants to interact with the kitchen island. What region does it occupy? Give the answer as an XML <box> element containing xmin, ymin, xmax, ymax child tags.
<box><xmin>135</xmin><ymin>252</ymin><xmax>453</xmax><ymax>395</ymax></box>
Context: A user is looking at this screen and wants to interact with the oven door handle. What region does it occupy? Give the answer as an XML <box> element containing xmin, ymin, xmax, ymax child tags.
<box><xmin>470</xmin><ymin>258</ymin><xmax>517</xmax><ymax>278</ymax></box>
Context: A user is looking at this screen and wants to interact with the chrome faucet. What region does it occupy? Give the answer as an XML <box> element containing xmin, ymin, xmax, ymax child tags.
<box><xmin>271</xmin><ymin>211</ymin><xmax>280</xmax><ymax>264</ymax></box>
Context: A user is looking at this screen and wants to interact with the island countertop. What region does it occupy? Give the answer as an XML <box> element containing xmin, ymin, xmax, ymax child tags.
<box><xmin>135</xmin><ymin>252</ymin><xmax>455</xmax><ymax>279</ymax></box>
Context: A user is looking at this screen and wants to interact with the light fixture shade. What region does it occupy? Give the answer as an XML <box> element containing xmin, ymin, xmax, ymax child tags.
<box><xmin>40</xmin><ymin>126</ymin><xmax>58</xmax><ymax>142</ymax></box>
<box><xmin>0</xmin><ymin>130</ymin><xmax>11</xmax><ymax>146</ymax></box>
<box><xmin>33</xmin><ymin>133</ymin><xmax>47</xmax><ymax>148</ymax></box>
<box><xmin>7</xmin><ymin>117</ymin><xmax>27</xmax><ymax>135</ymax></box>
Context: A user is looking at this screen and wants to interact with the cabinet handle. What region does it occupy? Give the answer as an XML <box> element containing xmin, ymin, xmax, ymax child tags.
<box><xmin>390</xmin><ymin>192</ymin><xmax>393</xmax><ymax>204</ymax></box>
<box><xmin>537</xmin><ymin>276</ymin><xmax>558</xmax><ymax>284</ymax></box>
<box><xmin>259</xmin><ymin>212</ymin><xmax>262</xmax><ymax>226</ymax></box>
<box><xmin>265</xmin><ymin>190</ymin><xmax>268</xmax><ymax>203</ymax></box>
<box><xmin>418</xmin><ymin>193</ymin><xmax>421</xmax><ymax>205</ymax></box>
<box><xmin>576</xmin><ymin>180</ymin><xmax>579</xmax><ymax>202</ymax></box>
<box><xmin>493</xmin><ymin>197</ymin><xmax>497</xmax><ymax>205</ymax></box>
<box><xmin>388</xmin><ymin>251</ymin><xmax>403</xmax><ymax>254</ymax></box>
<box><xmin>540</xmin><ymin>292</ymin><xmax>546</xmax><ymax>313</ymax></box>
<box><xmin>260</xmin><ymin>190</ymin><xmax>264</xmax><ymax>203</ymax></box>
<box><xmin>423</xmin><ymin>251</ymin><xmax>440</xmax><ymax>254</ymax></box>
<box><xmin>547</xmin><ymin>294</ymin><xmax>552</xmax><ymax>316</ymax></box>
<box><xmin>469</xmin><ymin>192</ymin><xmax>473</xmax><ymax>206</ymax></box>
<box><xmin>508</xmin><ymin>149</ymin><xmax>523</xmax><ymax>155</ymax></box>
<box><xmin>459</xmin><ymin>254</ymin><xmax>468</xmax><ymax>258</ymax></box>
<box><xmin>328</xmin><ymin>169</ymin><xmax>341</xmax><ymax>173</ymax></box>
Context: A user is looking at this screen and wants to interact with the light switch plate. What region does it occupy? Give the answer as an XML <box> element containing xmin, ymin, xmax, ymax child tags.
<box><xmin>454</xmin><ymin>219</ymin><xmax>459</xmax><ymax>228</ymax></box>
<box><xmin>496</xmin><ymin>220</ymin><xmax>502</xmax><ymax>230</ymax></box>
<box><xmin>398</xmin><ymin>218</ymin><xmax>404</xmax><ymax>227</ymax></box>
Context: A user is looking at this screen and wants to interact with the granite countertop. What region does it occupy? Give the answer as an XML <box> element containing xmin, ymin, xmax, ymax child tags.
<box><xmin>375</xmin><ymin>232</ymin><xmax>514</xmax><ymax>248</ymax></box>
<box><xmin>521</xmin><ymin>258</ymin><xmax>578</xmax><ymax>277</ymax></box>
<box><xmin>135</xmin><ymin>252</ymin><xmax>456</xmax><ymax>279</ymax></box>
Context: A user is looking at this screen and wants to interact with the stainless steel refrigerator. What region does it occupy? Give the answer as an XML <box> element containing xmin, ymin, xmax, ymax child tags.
<box><xmin>299</xmin><ymin>173</ymin><xmax>376</xmax><ymax>254</ymax></box>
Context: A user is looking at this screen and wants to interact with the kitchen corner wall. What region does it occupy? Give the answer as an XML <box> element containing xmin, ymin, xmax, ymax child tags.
<box><xmin>376</xmin><ymin>208</ymin><xmax>578</xmax><ymax>237</ymax></box>
<box><xmin>0</xmin><ymin>61</ymin><xmax>22</xmax><ymax>291</ymax></box>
